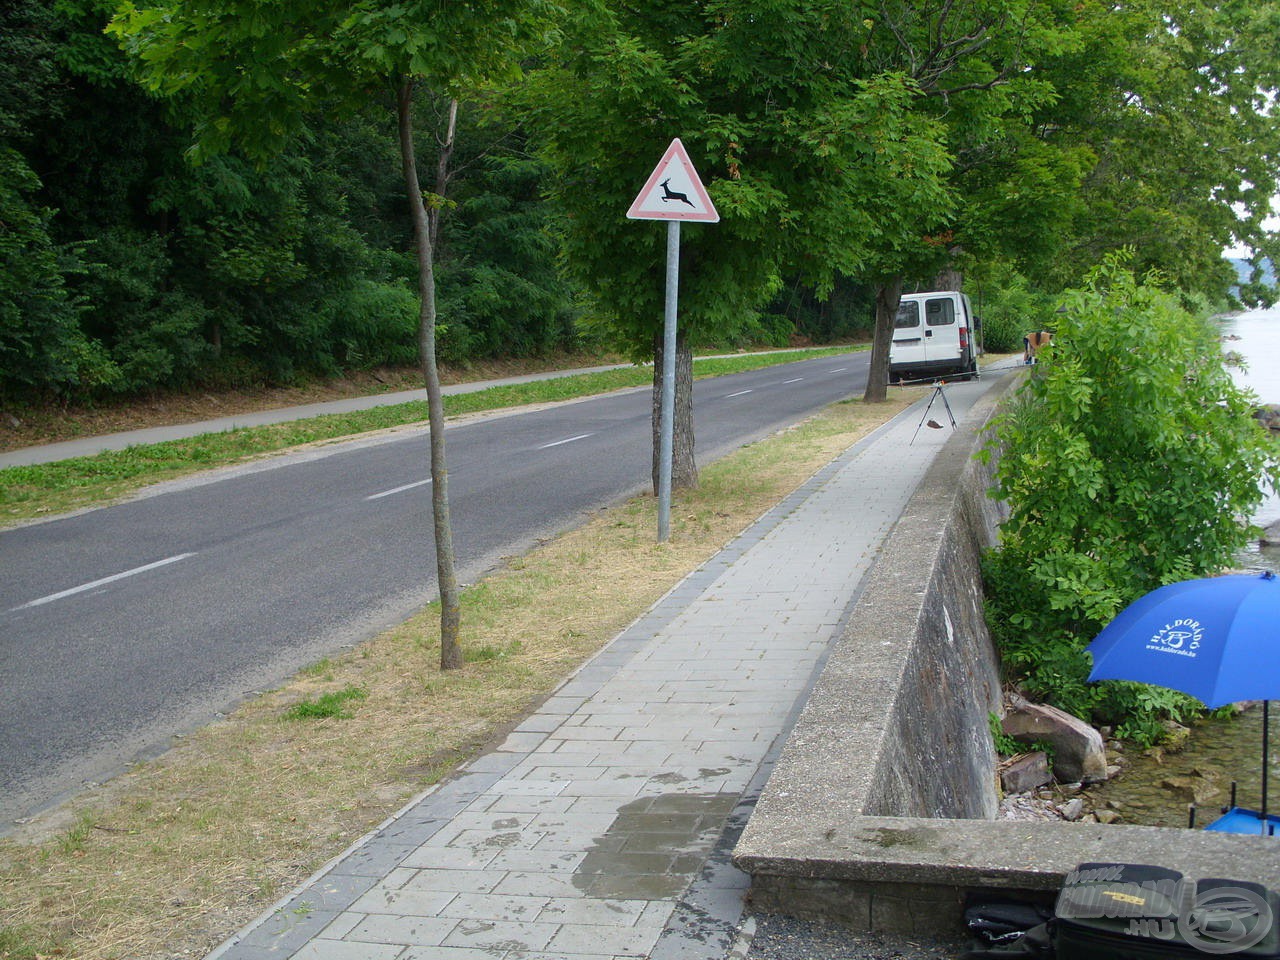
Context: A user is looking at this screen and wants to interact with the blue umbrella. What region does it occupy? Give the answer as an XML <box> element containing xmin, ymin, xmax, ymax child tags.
<box><xmin>1087</xmin><ymin>571</ymin><xmax>1280</xmax><ymax>708</ymax></box>
<box><xmin>1087</xmin><ymin>570</ymin><xmax>1280</xmax><ymax>834</ymax></box>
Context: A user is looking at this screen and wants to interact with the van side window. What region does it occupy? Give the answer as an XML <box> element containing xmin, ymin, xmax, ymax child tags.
<box><xmin>925</xmin><ymin>298</ymin><xmax>956</xmax><ymax>326</ymax></box>
<box><xmin>894</xmin><ymin>302</ymin><xmax>921</xmax><ymax>328</ymax></box>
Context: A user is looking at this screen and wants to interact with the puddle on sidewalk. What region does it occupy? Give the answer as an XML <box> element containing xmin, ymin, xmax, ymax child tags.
<box><xmin>574</xmin><ymin>792</ymin><xmax>739</xmax><ymax>899</ymax></box>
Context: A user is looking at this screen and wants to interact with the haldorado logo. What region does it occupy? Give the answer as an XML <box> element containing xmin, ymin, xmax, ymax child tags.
<box><xmin>1147</xmin><ymin>618</ymin><xmax>1204</xmax><ymax>658</ymax></box>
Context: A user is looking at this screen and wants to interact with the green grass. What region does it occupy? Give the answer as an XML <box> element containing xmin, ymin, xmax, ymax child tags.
<box><xmin>282</xmin><ymin>685</ymin><xmax>368</xmax><ymax>720</ymax></box>
<box><xmin>0</xmin><ymin>346</ymin><xmax>863</xmax><ymax>524</ymax></box>
<box><xmin>0</xmin><ymin>924</ymin><xmax>58</xmax><ymax>959</ymax></box>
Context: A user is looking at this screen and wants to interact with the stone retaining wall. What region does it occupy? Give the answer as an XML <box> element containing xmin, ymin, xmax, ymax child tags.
<box><xmin>732</xmin><ymin>373</ymin><xmax>1280</xmax><ymax>935</ymax></box>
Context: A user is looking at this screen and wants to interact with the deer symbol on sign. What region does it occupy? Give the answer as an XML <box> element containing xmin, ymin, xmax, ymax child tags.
<box><xmin>659</xmin><ymin>179</ymin><xmax>696</xmax><ymax>208</ymax></box>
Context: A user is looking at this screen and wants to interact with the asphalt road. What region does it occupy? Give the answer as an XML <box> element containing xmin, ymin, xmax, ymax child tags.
<box><xmin>0</xmin><ymin>353</ymin><xmax>869</xmax><ymax>829</ymax></box>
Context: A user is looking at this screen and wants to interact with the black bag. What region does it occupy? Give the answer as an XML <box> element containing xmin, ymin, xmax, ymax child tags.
<box><xmin>964</xmin><ymin>898</ymin><xmax>1055</xmax><ymax>958</ymax></box>
<box><xmin>963</xmin><ymin>922</ymin><xmax>1054</xmax><ymax>958</ymax></box>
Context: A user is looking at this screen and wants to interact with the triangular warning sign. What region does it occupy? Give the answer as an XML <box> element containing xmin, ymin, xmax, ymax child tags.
<box><xmin>627</xmin><ymin>138</ymin><xmax>720</xmax><ymax>223</ymax></box>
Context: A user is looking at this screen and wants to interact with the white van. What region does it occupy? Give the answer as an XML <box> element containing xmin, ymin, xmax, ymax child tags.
<box><xmin>888</xmin><ymin>290</ymin><xmax>979</xmax><ymax>382</ymax></box>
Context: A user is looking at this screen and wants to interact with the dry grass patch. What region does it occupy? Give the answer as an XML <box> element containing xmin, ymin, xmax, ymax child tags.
<box><xmin>0</xmin><ymin>390</ymin><xmax>920</xmax><ymax>960</ymax></box>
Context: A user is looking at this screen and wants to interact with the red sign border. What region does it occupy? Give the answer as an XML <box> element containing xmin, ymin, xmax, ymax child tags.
<box><xmin>627</xmin><ymin>138</ymin><xmax>720</xmax><ymax>223</ymax></box>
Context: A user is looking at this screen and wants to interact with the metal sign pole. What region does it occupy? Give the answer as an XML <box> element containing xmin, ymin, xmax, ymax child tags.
<box><xmin>626</xmin><ymin>137</ymin><xmax>716</xmax><ymax>543</ymax></box>
<box><xmin>658</xmin><ymin>220</ymin><xmax>679</xmax><ymax>542</ymax></box>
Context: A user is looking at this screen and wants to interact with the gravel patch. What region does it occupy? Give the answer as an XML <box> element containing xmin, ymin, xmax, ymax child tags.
<box><xmin>743</xmin><ymin>913</ymin><xmax>968</xmax><ymax>960</ymax></box>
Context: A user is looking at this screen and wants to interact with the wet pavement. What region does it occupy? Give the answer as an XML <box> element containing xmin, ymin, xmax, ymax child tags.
<box><xmin>204</xmin><ymin>370</ymin><xmax>1013</xmax><ymax>960</ymax></box>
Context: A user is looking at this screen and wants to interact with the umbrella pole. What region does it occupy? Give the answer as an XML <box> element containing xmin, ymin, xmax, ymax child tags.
<box><xmin>1264</xmin><ymin>700</ymin><xmax>1271</xmax><ymax>833</ymax></box>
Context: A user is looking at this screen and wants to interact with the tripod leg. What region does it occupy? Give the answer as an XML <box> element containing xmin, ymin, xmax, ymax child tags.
<box><xmin>938</xmin><ymin>385</ymin><xmax>957</xmax><ymax>427</ymax></box>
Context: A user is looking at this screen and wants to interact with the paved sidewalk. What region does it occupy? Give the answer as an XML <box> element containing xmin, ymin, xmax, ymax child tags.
<box><xmin>208</xmin><ymin>371</ymin><xmax>1010</xmax><ymax>960</ymax></box>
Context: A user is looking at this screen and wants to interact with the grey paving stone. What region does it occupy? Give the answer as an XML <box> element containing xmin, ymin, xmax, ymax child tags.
<box><xmin>441</xmin><ymin>917</ymin><xmax>560</xmax><ymax>952</ymax></box>
<box><xmin>440</xmin><ymin>891</ymin><xmax>550</xmax><ymax>922</ymax></box>
<box><xmin>537</xmin><ymin>896</ymin><xmax>650</xmax><ymax>926</ymax></box>
<box><xmin>343</xmin><ymin>912</ymin><xmax>458</xmax><ymax>945</ymax></box>
<box><xmin>327</xmin><ymin>842</ymin><xmax>418</xmax><ymax>877</ymax></box>
<box><xmin>485</xmin><ymin>845</ymin><xmax>588</xmax><ymax>872</ymax></box>
<box><xmin>484</xmin><ymin>794</ymin><xmax>579</xmax><ymax>814</ymax></box>
<box><xmin>545</xmin><ymin>911</ymin><xmax>673</xmax><ymax>957</ymax></box>
<box><xmin>399</xmin><ymin>948</ymin><xmax>507</xmax><ymax>960</ymax></box>
<box><xmin>290</xmin><ymin>938</ymin><xmax>404</xmax><ymax>960</ymax></box>
<box><xmin>537</xmin><ymin>695</ymin><xmax>590</xmax><ymax>715</ymax></box>
<box><xmin>348</xmin><ymin>885</ymin><xmax>456</xmax><ymax>917</ymax></box>
<box><xmin>225</xmin><ymin>908</ymin><xmax>341</xmax><ymax>957</ymax></box>
<box><xmin>392</xmin><ymin>844</ymin><xmax>497</xmax><ymax>871</ymax></box>
<box><xmin>286</xmin><ymin>873</ymin><xmax>381</xmax><ymax>912</ymax></box>
<box><xmin>492</xmin><ymin>870</ymin><xmax>590</xmax><ymax>899</ymax></box>
<box><xmin>395</xmin><ymin>867</ymin><xmax>504</xmax><ymax>893</ymax></box>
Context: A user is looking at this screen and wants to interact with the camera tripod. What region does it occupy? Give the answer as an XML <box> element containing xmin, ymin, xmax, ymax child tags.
<box><xmin>910</xmin><ymin>381</ymin><xmax>956</xmax><ymax>444</ymax></box>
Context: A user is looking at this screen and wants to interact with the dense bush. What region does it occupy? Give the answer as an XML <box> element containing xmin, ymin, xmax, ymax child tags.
<box><xmin>973</xmin><ymin>270</ymin><xmax>1060</xmax><ymax>353</ymax></box>
<box><xmin>0</xmin><ymin>1</ymin><xmax>583</xmax><ymax>403</ymax></box>
<box><xmin>768</xmin><ymin>277</ymin><xmax>878</xmax><ymax>345</ymax></box>
<box><xmin>980</xmin><ymin>258</ymin><xmax>1280</xmax><ymax>745</ymax></box>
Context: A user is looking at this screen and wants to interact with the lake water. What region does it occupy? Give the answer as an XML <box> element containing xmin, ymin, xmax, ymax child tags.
<box><xmin>1221</xmin><ymin>307</ymin><xmax>1280</xmax><ymax>564</ymax></box>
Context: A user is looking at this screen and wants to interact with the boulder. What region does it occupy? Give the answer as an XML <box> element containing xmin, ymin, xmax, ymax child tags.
<box><xmin>1253</xmin><ymin>403</ymin><xmax>1280</xmax><ymax>433</ymax></box>
<box><xmin>1161</xmin><ymin>720</ymin><xmax>1191</xmax><ymax>753</ymax></box>
<box><xmin>1000</xmin><ymin>751</ymin><xmax>1052</xmax><ymax>795</ymax></box>
<box><xmin>1060</xmin><ymin>798</ymin><xmax>1085</xmax><ymax>821</ymax></box>
<box><xmin>1001</xmin><ymin>696</ymin><xmax>1109</xmax><ymax>783</ymax></box>
<box><xmin>1160</xmin><ymin>775</ymin><xmax>1223</xmax><ymax>806</ymax></box>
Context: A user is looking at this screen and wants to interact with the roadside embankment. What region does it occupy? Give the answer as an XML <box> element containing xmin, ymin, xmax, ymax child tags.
<box><xmin>733</xmin><ymin>372</ymin><xmax>1280</xmax><ymax>935</ymax></box>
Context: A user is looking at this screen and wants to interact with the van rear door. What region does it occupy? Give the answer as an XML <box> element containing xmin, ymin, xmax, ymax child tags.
<box><xmin>921</xmin><ymin>295</ymin><xmax>961</xmax><ymax>367</ymax></box>
<box><xmin>891</xmin><ymin>299</ymin><xmax>927</xmax><ymax>370</ymax></box>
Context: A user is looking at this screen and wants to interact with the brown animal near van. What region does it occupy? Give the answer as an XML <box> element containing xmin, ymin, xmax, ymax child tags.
<box><xmin>1023</xmin><ymin>331</ymin><xmax>1052</xmax><ymax>364</ymax></box>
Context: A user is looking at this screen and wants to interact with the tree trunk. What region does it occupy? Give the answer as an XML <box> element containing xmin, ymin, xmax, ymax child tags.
<box><xmin>863</xmin><ymin>277</ymin><xmax>903</xmax><ymax>403</ymax></box>
<box><xmin>651</xmin><ymin>331</ymin><xmax>697</xmax><ymax>494</ymax></box>
<box><xmin>397</xmin><ymin>80</ymin><xmax>462</xmax><ymax>671</ymax></box>
<box><xmin>933</xmin><ymin>251</ymin><xmax>963</xmax><ymax>291</ymax></box>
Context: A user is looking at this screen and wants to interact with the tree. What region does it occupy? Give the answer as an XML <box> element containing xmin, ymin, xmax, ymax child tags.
<box><xmin>850</xmin><ymin>0</ymin><xmax>1091</xmax><ymax>401</ymax></box>
<box><xmin>528</xmin><ymin>0</ymin><xmax>957</xmax><ymax>488</ymax></box>
<box><xmin>111</xmin><ymin>0</ymin><xmax>552</xmax><ymax>668</ymax></box>
<box><xmin>1030</xmin><ymin>0</ymin><xmax>1280</xmax><ymax>304</ymax></box>
<box><xmin>981</xmin><ymin>258</ymin><xmax>1280</xmax><ymax>744</ymax></box>
<box><xmin>842</xmin><ymin>0</ymin><xmax>1280</xmax><ymax>400</ymax></box>
<box><xmin>0</xmin><ymin>0</ymin><xmax>104</xmax><ymax>399</ymax></box>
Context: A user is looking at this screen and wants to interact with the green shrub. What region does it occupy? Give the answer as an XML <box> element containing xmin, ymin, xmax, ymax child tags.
<box><xmin>974</xmin><ymin>270</ymin><xmax>1059</xmax><ymax>353</ymax></box>
<box><xmin>980</xmin><ymin>256</ymin><xmax>1279</xmax><ymax>745</ymax></box>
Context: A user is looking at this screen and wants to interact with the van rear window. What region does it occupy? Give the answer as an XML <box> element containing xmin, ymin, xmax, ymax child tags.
<box><xmin>894</xmin><ymin>302</ymin><xmax>921</xmax><ymax>328</ymax></box>
<box><xmin>925</xmin><ymin>298</ymin><xmax>956</xmax><ymax>326</ymax></box>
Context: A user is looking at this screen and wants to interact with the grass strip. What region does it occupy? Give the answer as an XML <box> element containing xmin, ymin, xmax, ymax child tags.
<box><xmin>0</xmin><ymin>386</ymin><xmax>919</xmax><ymax>960</ymax></box>
<box><xmin>0</xmin><ymin>347</ymin><xmax>862</xmax><ymax>525</ymax></box>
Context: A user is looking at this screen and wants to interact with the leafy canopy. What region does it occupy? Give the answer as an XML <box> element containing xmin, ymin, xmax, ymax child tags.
<box><xmin>525</xmin><ymin>0</ymin><xmax>962</xmax><ymax>358</ymax></box>
<box><xmin>109</xmin><ymin>0</ymin><xmax>553</xmax><ymax>162</ymax></box>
